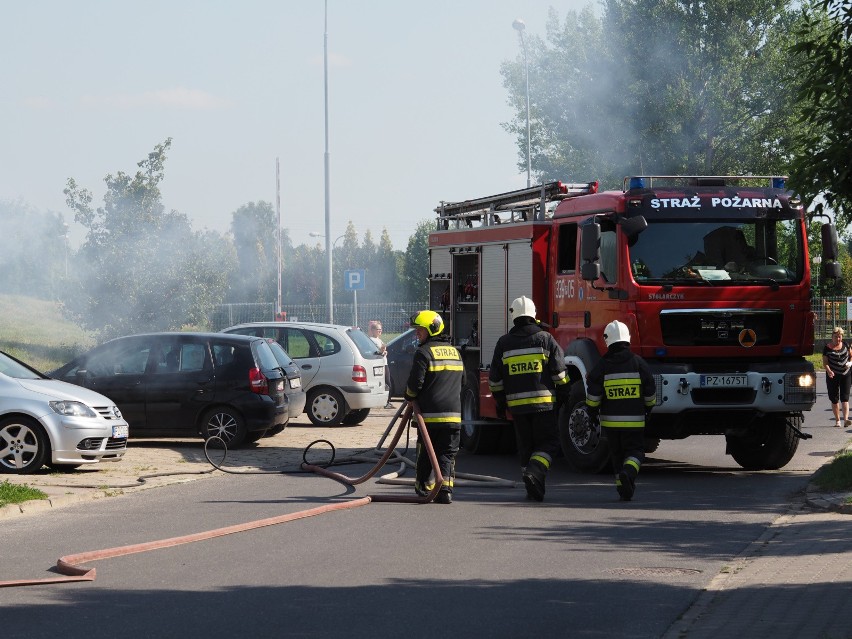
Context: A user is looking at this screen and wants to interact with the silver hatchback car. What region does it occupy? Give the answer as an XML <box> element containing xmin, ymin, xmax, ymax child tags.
<box><xmin>0</xmin><ymin>350</ymin><xmax>128</xmax><ymax>474</ymax></box>
<box><xmin>222</xmin><ymin>322</ymin><xmax>388</xmax><ymax>425</ymax></box>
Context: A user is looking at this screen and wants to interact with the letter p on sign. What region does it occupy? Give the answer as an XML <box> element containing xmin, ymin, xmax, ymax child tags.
<box><xmin>345</xmin><ymin>269</ymin><xmax>365</xmax><ymax>291</ymax></box>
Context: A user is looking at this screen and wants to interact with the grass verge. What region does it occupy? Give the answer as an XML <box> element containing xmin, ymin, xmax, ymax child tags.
<box><xmin>812</xmin><ymin>451</ymin><xmax>852</xmax><ymax>493</ymax></box>
<box><xmin>0</xmin><ymin>480</ymin><xmax>48</xmax><ymax>507</ymax></box>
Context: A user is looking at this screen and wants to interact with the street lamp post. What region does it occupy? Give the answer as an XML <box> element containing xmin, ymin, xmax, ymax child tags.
<box><xmin>323</xmin><ymin>0</ymin><xmax>333</xmax><ymax>323</ymax></box>
<box><xmin>513</xmin><ymin>18</ymin><xmax>531</xmax><ymax>188</ymax></box>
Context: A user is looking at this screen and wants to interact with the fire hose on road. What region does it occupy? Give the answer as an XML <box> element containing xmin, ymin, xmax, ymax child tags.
<box><xmin>0</xmin><ymin>404</ymin><xmax>515</xmax><ymax>588</ymax></box>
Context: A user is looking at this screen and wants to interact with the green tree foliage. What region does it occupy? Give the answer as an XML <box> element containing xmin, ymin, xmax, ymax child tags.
<box><xmin>402</xmin><ymin>219</ymin><xmax>432</xmax><ymax>302</ymax></box>
<box><xmin>0</xmin><ymin>200</ymin><xmax>68</xmax><ymax>299</ymax></box>
<box><xmin>502</xmin><ymin>1</ymin><xmax>803</xmax><ymax>186</ymax></box>
<box><xmin>789</xmin><ymin>1</ymin><xmax>852</xmax><ymax>226</ymax></box>
<box><xmin>228</xmin><ymin>201</ymin><xmax>290</xmax><ymax>303</ymax></box>
<box><xmin>63</xmin><ymin>139</ymin><xmax>235</xmax><ymax>338</ymax></box>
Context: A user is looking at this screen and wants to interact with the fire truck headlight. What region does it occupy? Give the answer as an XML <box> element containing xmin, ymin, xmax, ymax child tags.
<box><xmin>797</xmin><ymin>373</ymin><xmax>814</xmax><ymax>388</ymax></box>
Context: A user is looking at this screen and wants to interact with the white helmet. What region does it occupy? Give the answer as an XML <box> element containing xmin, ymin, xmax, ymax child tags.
<box><xmin>509</xmin><ymin>296</ymin><xmax>537</xmax><ymax>320</ymax></box>
<box><xmin>603</xmin><ymin>320</ymin><xmax>631</xmax><ymax>347</ymax></box>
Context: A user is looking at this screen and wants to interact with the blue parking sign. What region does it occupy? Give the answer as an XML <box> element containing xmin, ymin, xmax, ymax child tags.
<box><xmin>345</xmin><ymin>269</ymin><xmax>365</xmax><ymax>291</ymax></box>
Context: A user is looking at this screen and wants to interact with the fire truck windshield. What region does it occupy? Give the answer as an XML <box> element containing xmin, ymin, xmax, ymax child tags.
<box><xmin>628</xmin><ymin>218</ymin><xmax>803</xmax><ymax>285</ymax></box>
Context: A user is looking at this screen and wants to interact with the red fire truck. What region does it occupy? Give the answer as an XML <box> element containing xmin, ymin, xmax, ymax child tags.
<box><xmin>429</xmin><ymin>176</ymin><xmax>840</xmax><ymax>472</ymax></box>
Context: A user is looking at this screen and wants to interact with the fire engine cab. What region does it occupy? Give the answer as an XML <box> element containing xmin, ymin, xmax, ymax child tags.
<box><xmin>429</xmin><ymin>176</ymin><xmax>840</xmax><ymax>472</ymax></box>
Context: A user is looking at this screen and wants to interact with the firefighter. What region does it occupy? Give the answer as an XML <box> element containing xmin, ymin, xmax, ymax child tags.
<box><xmin>489</xmin><ymin>296</ymin><xmax>569</xmax><ymax>502</ymax></box>
<box><xmin>585</xmin><ymin>320</ymin><xmax>656</xmax><ymax>501</ymax></box>
<box><xmin>405</xmin><ymin>310</ymin><xmax>463</xmax><ymax>504</ymax></box>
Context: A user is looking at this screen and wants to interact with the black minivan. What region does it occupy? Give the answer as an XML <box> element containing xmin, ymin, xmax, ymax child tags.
<box><xmin>51</xmin><ymin>332</ymin><xmax>289</xmax><ymax>447</ymax></box>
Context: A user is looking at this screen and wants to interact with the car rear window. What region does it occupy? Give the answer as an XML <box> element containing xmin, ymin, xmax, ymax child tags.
<box><xmin>347</xmin><ymin>327</ymin><xmax>383</xmax><ymax>358</ymax></box>
<box><xmin>253</xmin><ymin>340</ymin><xmax>282</xmax><ymax>372</ymax></box>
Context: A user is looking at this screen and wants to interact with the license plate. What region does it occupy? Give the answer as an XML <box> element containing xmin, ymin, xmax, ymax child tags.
<box><xmin>112</xmin><ymin>424</ymin><xmax>129</xmax><ymax>439</ymax></box>
<box><xmin>374</xmin><ymin>366</ymin><xmax>384</xmax><ymax>376</ymax></box>
<box><xmin>700</xmin><ymin>374</ymin><xmax>748</xmax><ymax>388</ymax></box>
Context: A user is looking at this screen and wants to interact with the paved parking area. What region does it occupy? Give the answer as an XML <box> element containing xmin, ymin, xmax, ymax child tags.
<box><xmin>1</xmin><ymin>404</ymin><xmax>410</xmax><ymax>517</ymax></box>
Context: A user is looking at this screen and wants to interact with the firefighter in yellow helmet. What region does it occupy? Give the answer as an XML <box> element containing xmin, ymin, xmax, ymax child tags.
<box><xmin>405</xmin><ymin>310</ymin><xmax>463</xmax><ymax>504</ymax></box>
<box><xmin>585</xmin><ymin>320</ymin><xmax>656</xmax><ymax>501</ymax></box>
<box><xmin>489</xmin><ymin>296</ymin><xmax>569</xmax><ymax>502</ymax></box>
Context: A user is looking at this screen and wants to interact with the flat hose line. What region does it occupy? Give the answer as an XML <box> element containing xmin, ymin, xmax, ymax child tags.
<box><xmin>2</xmin><ymin>404</ymin><xmax>510</xmax><ymax>589</ymax></box>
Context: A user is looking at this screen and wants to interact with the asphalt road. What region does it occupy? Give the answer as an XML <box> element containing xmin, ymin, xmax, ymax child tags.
<box><xmin>0</xmin><ymin>384</ymin><xmax>848</xmax><ymax>639</ymax></box>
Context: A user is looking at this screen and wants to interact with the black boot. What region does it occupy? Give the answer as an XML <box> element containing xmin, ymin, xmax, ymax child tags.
<box><xmin>522</xmin><ymin>455</ymin><xmax>549</xmax><ymax>502</ymax></box>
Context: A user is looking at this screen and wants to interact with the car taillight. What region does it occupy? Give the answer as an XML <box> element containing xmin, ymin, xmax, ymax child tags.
<box><xmin>249</xmin><ymin>367</ymin><xmax>269</xmax><ymax>395</ymax></box>
<box><xmin>352</xmin><ymin>365</ymin><xmax>367</xmax><ymax>383</ymax></box>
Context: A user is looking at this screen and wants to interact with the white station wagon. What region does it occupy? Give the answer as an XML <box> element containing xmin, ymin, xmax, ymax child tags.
<box><xmin>222</xmin><ymin>322</ymin><xmax>388</xmax><ymax>425</ymax></box>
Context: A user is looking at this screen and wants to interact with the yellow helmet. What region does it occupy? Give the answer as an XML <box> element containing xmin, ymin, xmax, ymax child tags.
<box><xmin>410</xmin><ymin>310</ymin><xmax>444</xmax><ymax>337</ymax></box>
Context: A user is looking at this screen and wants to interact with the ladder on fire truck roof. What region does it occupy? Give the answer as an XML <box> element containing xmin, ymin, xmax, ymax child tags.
<box><xmin>435</xmin><ymin>180</ymin><xmax>598</xmax><ymax>230</ymax></box>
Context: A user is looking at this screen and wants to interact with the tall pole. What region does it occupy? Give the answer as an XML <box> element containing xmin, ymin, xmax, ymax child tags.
<box><xmin>513</xmin><ymin>18</ymin><xmax>531</xmax><ymax>188</ymax></box>
<box><xmin>276</xmin><ymin>157</ymin><xmax>282</xmax><ymax>317</ymax></box>
<box><xmin>324</xmin><ymin>0</ymin><xmax>334</xmax><ymax>323</ymax></box>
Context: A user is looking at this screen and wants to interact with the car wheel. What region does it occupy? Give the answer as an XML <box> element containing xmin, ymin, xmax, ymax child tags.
<box><xmin>307</xmin><ymin>387</ymin><xmax>346</xmax><ymax>425</ymax></box>
<box><xmin>0</xmin><ymin>416</ymin><xmax>50</xmax><ymax>474</ymax></box>
<box><xmin>342</xmin><ymin>408</ymin><xmax>370</xmax><ymax>425</ymax></box>
<box><xmin>202</xmin><ymin>407</ymin><xmax>248</xmax><ymax>448</ymax></box>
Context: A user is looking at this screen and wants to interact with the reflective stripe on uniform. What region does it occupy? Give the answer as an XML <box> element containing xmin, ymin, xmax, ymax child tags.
<box><xmin>421</xmin><ymin>412</ymin><xmax>462</xmax><ymax>424</ymax></box>
<box><xmin>506</xmin><ymin>389</ymin><xmax>554</xmax><ymax>408</ymax></box>
<box><xmin>600</xmin><ymin>414</ymin><xmax>645</xmax><ymax>428</ymax></box>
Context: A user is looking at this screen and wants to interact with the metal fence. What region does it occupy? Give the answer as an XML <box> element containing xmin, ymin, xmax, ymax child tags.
<box><xmin>209</xmin><ymin>301</ymin><xmax>426</xmax><ymax>334</ymax></box>
<box><xmin>815</xmin><ymin>296</ymin><xmax>850</xmax><ymax>340</ymax></box>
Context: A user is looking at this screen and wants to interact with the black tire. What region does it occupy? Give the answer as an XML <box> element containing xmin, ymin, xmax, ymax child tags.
<box><xmin>47</xmin><ymin>463</ymin><xmax>82</xmax><ymax>472</ymax></box>
<box><xmin>307</xmin><ymin>387</ymin><xmax>347</xmax><ymax>425</ymax></box>
<box><xmin>0</xmin><ymin>416</ymin><xmax>50</xmax><ymax>474</ymax></box>
<box><xmin>727</xmin><ymin>414</ymin><xmax>800</xmax><ymax>470</ymax></box>
<box><xmin>243</xmin><ymin>429</ymin><xmax>268</xmax><ymax>444</ymax></box>
<box><xmin>644</xmin><ymin>438</ymin><xmax>661</xmax><ymax>454</ymax></box>
<box><xmin>202</xmin><ymin>406</ymin><xmax>248</xmax><ymax>448</ymax></box>
<box><xmin>460</xmin><ymin>372</ymin><xmax>502</xmax><ymax>454</ymax></box>
<box><xmin>342</xmin><ymin>408</ymin><xmax>370</xmax><ymax>425</ymax></box>
<box><xmin>558</xmin><ymin>381</ymin><xmax>610</xmax><ymax>473</ymax></box>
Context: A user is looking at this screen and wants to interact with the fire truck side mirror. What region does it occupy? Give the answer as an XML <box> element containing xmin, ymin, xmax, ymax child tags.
<box><xmin>621</xmin><ymin>215</ymin><xmax>648</xmax><ymax>240</ymax></box>
<box><xmin>821</xmin><ymin>223</ymin><xmax>839</xmax><ymax>261</ymax></box>
<box><xmin>580</xmin><ymin>222</ymin><xmax>601</xmax><ymax>282</ymax></box>
<box><xmin>824</xmin><ymin>261</ymin><xmax>843</xmax><ymax>281</ymax></box>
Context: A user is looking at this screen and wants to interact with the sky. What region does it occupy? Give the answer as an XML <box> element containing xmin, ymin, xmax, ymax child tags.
<box><xmin>1</xmin><ymin>0</ymin><xmax>595</xmax><ymax>251</ymax></box>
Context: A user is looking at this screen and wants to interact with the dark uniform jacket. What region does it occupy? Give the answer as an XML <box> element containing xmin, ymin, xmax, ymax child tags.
<box><xmin>488</xmin><ymin>322</ymin><xmax>569</xmax><ymax>414</ymax></box>
<box><xmin>405</xmin><ymin>335</ymin><xmax>463</xmax><ymax>427</ymax></box>
<box><xmin>585</xmin><ymin>343</ymin><xmax>656</xmax><ymax>428</ymax></box>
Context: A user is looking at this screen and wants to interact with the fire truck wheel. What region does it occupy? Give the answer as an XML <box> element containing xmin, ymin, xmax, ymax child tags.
<box><xmin>558</xmin><ymin>382</ymin><xmax>610</xmax><ymax>474</ymax></box>
<box><xmin>460</xmin><ymin>373</ymin><xmax>501</xmax><ymax>454</ymax></box>
<box><xmin>727</xmin><ymin>414</ymin><xmax>800</xmax><ymax>470</ymax></box>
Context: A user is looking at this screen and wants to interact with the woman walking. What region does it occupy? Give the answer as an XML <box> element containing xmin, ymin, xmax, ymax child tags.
<box><xmin>822</xmin><ymin>326</ymin><xmax>852</xmax><ymax>428</ymax></box>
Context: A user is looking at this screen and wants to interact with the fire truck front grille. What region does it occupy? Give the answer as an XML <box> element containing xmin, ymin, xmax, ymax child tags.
<box><xmin>660</xmin><ymin>309</ymin><xmax>782</xmax><ymax>347</ymax></box>
<box><xmin>690</xmin><ymin>388</ymin><xmax>757</xmax><ymax>404</ymax></box>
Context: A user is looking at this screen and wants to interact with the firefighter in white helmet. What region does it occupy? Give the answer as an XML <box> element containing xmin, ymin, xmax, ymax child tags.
<box><xmin>405</xmin><ymin>310</ymin><xmax>463</xmax><ymax>504</ymax></box>
<box><xmin>488</xmin><ymin>296</ymin><xmax>569</xmax><ymax>502</ymax></box>
<box><xmin>585</xmin><ymin>320</ymin><xmax>656</xmax><ymax>501</ymax></box>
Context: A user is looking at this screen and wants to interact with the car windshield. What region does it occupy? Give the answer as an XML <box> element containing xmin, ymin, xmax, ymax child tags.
<box><xmin>0</xmin><ymin>351</ymin><xmax>46</xmax><ymax>380</ymax></box>
<box><xmin>347</xmin><ymin>327</ymin><xmax>383</xmax><ymax>358</ymax></box>
<box><xmin>628</xmin><ymin>218</ymin><xmax>803</xmax><ymax>285</ymax></box>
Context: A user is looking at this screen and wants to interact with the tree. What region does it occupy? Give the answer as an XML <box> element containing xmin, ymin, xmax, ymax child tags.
<box><xmin>0</xmin><ymin>199</ymin><xmax>68</xmax><ymax>299</ymax></box>
<box><xmin>788</xmin><ymin>1</ymin><xmax>852</xmax><ymax>227</ymax></box>
<box><xmin>228</xmin><ymin>201</ymin><xmax>288</xmax><ymax>304</ymax></box>
<box><xmin>501</xmin><ymin>1</ymin><xmax>804</xmax><ymax>187</ymax></box>
<box><xmin>63</xmin><ymin>139</ymin><xmax>235</xmax><ymax>338</ymax></box>
<box><xmin>401</xmin><ymin>219</ymin><xmax>432</xmax><ymax>303</ymax></box>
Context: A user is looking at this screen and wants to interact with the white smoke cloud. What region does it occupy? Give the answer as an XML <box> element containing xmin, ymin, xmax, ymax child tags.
<box><xmin>79</xmin><ymin>87</ymin><xmax>231</xmax><ymax>110</ymax></box>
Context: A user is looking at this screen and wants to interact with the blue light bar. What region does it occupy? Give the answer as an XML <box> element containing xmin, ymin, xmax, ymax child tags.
<box><xmin>629</xmin><ymin>177</ymin><xmax>646</xmax><ymax>190</ymax></box>
<box><xmin>771</xmin><ymin>177</ymin><xmax>786</xmax><ymax>189</ymax></box>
